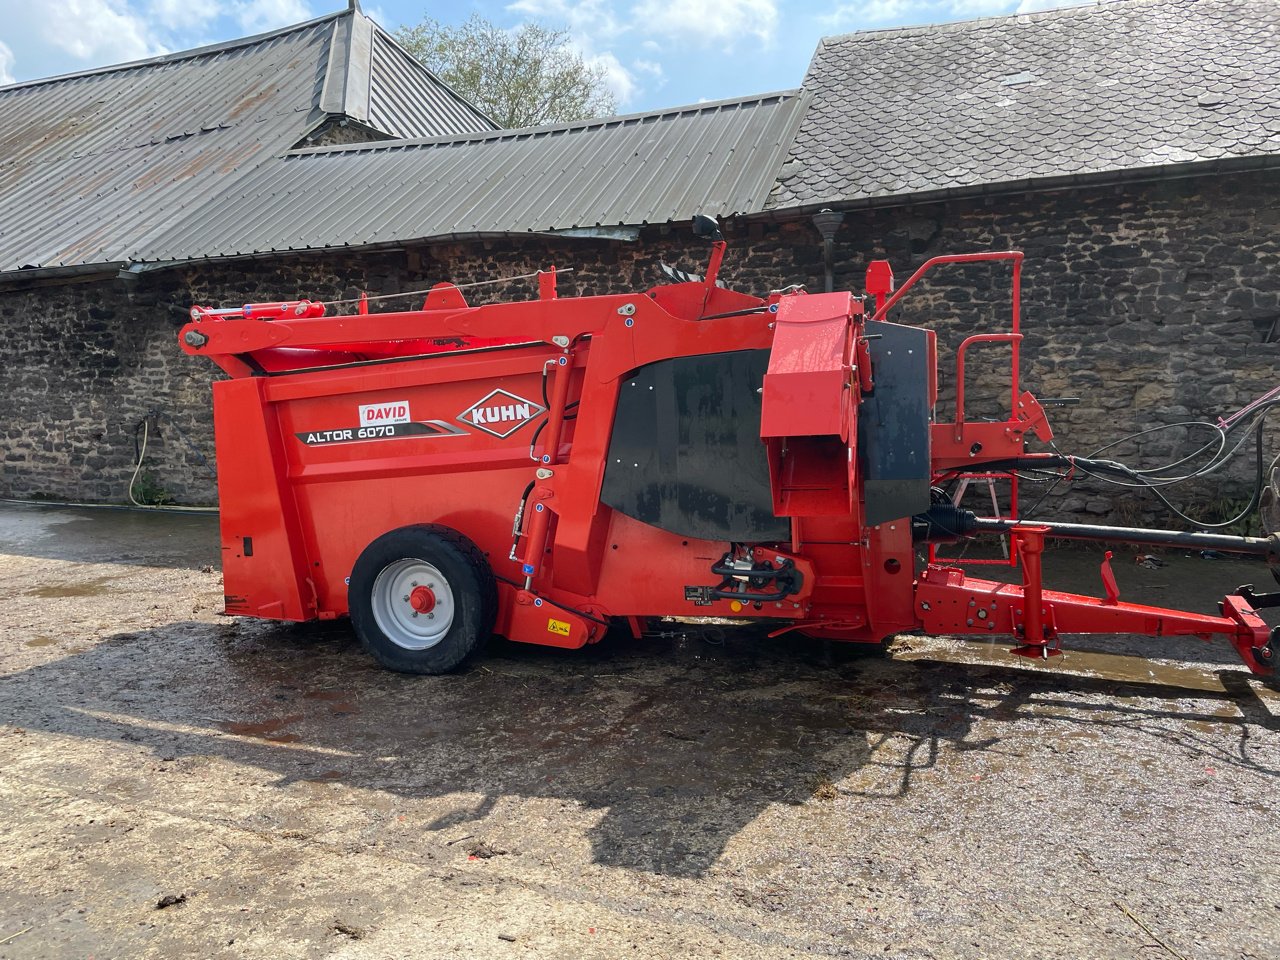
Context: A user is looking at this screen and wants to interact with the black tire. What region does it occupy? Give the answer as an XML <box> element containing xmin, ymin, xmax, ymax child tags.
<box><xmin>349</xmin><ymin>524</ymin><xmax>497</xmax><ymax>674</ymax></box>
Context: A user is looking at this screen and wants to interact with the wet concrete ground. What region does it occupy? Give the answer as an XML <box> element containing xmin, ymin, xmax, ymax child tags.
<box><xmin>0</xmin><ymin>503</ymin><xmax>1277</xmax><ymax>959</ymax></box>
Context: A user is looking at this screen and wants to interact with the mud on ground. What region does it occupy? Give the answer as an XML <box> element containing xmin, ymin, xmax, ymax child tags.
<box><xmin>0</xmin><ymin>503</ymin><xmax>1277</xmax><ymax>959</ymax></box>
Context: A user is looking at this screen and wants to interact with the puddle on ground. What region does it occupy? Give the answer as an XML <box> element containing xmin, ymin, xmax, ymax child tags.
<box><xmin>1043</xmin><ymin>648</ymin><xmax>1228</xmax><ymax>692</ymax></box>
<box><xmin>1</xmin><ymin>503</ymin><xmax>219</xmax><ymax>569</ymax></box>
<box><xmin>219</xmin><ymin>715</ymin><xmax>304</xmax><ymax>743</ymax></box>
<box><xmin>26</xmin><ymin>577</ymin><xmax>116</xmax><ymax>599</ymax></box>
<box><xmin>25</xmin><ymin>636</ymin><xmax>56</xmax><ymax>648</ymax></box>
<box><xmin>896</xmin><ymin>639</ymin><xmax>1229</xmax><ymax>692</ymax></box>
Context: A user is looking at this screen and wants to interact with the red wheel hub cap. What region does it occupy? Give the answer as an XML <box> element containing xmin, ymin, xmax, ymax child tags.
<box><xmin>409</xmin><ymin>585</ymin><xmax>437</xmax><ymax>613</ymax></box>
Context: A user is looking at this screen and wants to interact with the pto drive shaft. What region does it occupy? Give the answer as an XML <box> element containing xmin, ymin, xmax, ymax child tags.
<box><xmin>968</xmin><ymin>517</ymin><xmax>1279</xmax><ymax>560</ymax></box>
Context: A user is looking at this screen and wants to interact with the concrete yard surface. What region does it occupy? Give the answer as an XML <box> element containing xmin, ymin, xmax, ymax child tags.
<box><xmin>0</xmin><ymin>503</ymin><xmax>1277</xmax><ymax>959</ymax></box>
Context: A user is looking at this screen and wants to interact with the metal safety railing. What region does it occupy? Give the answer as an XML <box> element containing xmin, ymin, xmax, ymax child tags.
<box><xmin>869</xmin><ymin>251</ymin><xmax>1026</xmax><ymax>569</ymax></box>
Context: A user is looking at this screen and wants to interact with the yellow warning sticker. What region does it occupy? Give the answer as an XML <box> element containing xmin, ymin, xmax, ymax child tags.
<box><xmin>547</xmin><ymin>618</ymin><xmax>571</xmax><ymax>637</ymax></box>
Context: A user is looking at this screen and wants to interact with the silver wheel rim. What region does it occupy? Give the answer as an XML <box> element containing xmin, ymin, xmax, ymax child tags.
<box><xmin>370</xmin><ymin>559</ymin><xmax>456</xmax><ymax>651</ymax></box>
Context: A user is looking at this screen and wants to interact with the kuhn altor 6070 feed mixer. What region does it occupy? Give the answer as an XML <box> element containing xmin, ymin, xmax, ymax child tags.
<box><xmin>180</xmin><ymin>218</ymin><xmax>1280</xmax><ymax>676</ymax></box>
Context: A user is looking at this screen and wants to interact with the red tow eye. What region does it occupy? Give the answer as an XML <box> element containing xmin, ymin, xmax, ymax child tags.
<box><xmin>409</xmin><ymin>585</ymin><xmax>437</xmax><ymax>614</ymax></box>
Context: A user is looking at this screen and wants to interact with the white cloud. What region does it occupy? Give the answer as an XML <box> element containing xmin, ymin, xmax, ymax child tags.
<box><xmin>632</xmin><ymin>58</ymin><xmax>662</xmax><ymax>78</ymax></box>
<box><xmin>588</xmin><ymin>50</ymin><xmax>637</xmax><ymax>103</ymax></box>
<box><xmin>0</xmin><ymin>39</ymin><xmax>14</xmax><ymax>84</ymax></box>
<box><xmin>509</xmin><ymin>0</ymin><xmax>626</xmax><ymax>40</ymax></box>
<box><xmin>0</xmin><ymin>0</ymin><xmax>321</xmax><ymax>83</ymax></box>
<box><xmin>511</xmin><ymin>0</ymin><xmax>778</xmax><ymax>51</ymax></box>
<box><xmin>41</xmin><ymin>0</ymin><xmax>160</xmax><ymax>62</ymax></box>
<box><xmin>633</xmin><ymin>0</ymin><xmax>778</xmax><ymax>47</ymax></box>
<box><xmin>506</xmin><ymin>0</ymin><xmax>774</xmax><ymax>104</ymax></box>
<box><xmin>231</xmin><ymin>0</ymin><xmax>312</xmax><ymax>34</ymax></box>
<box><xmin>147</xmin><ymin>0</ymin><xmax>222</xmax><ymax>32</ymax></box>
<box><xmin>509</xmin><ymin>1</ymin><xmax>645</xmax><ymax>104</ymax></box>
<box><xmin>865</xmin><ymin>0</ymin><xmax>913</xmax><ymax>23</ymax></box>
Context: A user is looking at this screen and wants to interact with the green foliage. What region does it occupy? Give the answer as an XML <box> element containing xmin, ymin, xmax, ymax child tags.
<box><xmin>132</xmin><ymin>471</ymin><xmax>175</xmax><ymax>507</ymax></box>
<box><xmin>394</xmin><ymin>14</ymin><xmax>617</xmax><ymax>129</ymax></box>
<box><xmin>1198</xmin><ymin>494</ymin><xmax>1258</xmax><ymax>538</ymax></box>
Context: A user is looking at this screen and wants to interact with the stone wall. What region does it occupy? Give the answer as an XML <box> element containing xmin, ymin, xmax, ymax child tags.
<box><xmin>0</xmin><ymin>169</ymin><xmax>1275</xmax><ymax>527</ymax></box>
<box><xmin>0</xmin><ymin>254</ymin><xmax>413</xmax><ymax>505</ymax></box>
<box><xmin>802</xmin><ymin>171</ymin><xmax>1280</xmax><ymax>527</ymax></box>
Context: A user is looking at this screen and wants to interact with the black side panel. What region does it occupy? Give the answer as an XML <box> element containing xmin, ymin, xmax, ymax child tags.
<box><xmin>601</xmin><ymin>350</ymin><xmax>788</xmax><ymax>542</ymax></box>
<box><xmin>858</xmin><ymin>321</ymin><xmax>932</xmax><ymax>526</ymax></box>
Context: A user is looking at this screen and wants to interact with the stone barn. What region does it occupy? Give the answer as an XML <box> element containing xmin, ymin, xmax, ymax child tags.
<box><xmin>0</xmin><ymin>0</ymin><xmax>1275</xmax><ymax>528</ymax></box>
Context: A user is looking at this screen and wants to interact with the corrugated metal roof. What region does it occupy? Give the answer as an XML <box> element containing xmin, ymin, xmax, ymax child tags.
<box><xmin>366</xmin><ymin>29</ymin><xmax>499</xmax><ymax>139</ymax></box>
<box><xmin>130</xmin><ymin>91</ymin><xmax>809</xmax><ymax>264</ymax></box>
<box><xmin>0</xmin><ymin>6</ymin><xmax>493</xmax><ymax>276</ymax></box>
<box><xmin>317</xmin><ymin>15</ymin><xmax>495</xmax><ymax>139</ymax></box>
<box><xmin>770</xmin><ymin>0</ymin><xmax>1280</xmax><ymax>211</ymax></box>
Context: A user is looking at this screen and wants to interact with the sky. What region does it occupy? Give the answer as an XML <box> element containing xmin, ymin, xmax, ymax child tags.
<box><xmin>0</xmin><ymin>0</ymin><xmax>1086</xmax><ymax>112</ymax></box>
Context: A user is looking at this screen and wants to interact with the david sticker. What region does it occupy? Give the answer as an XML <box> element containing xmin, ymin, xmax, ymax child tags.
<box><xmin>296</xmin><ymin>399</ymin><xmax>465</xmax><ymax>446</ymax></box>
<box><xmin>359</xmin><ymin>400</ymin><xmax>411</xmax><ymax>427</ymax></box>
<box><xmin>458</xmin><ymin>388</ymin><xmax>547</xmax><ymax>439</ymax></box>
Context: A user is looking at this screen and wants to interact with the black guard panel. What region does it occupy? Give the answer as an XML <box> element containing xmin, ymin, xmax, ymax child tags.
<box><xmin>858</xmin><ymin>321</ymin><xmax>932</xmax><ymax>526</ymax></box>
<box><xmin>601</xmin><ymin>350</ymin><xmax>789</xmax><ymax>542</ymax></box>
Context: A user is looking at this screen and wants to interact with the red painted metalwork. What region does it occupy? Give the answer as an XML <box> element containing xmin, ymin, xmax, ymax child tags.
<box><xmin>870</xmin><ymin>251</ymin><xmax>1023</xmax><ymax>414</ymax></box>
<box><xmin>409</xmin><ymin>586</ymin><xmax>436</xmax><ymax>614</ymax></box>
<box><xmin>180</xmin><ymin>240</ymin><xmax>1276</xmax><ymax>678</ymax></box>
<box><xmin>953</xmin><ymin>333</ymin><xmax>1022</xmax><ymax>441</ymax></box>
<box><xmin>1099</xmin><ymin>552</ymin><xmax>1120</xmax><ymax>605</ymax></box>
<box><xmin>865</xmin><ymin>260</ymin><xmax>893</xmax><ymax>315</ymax></box>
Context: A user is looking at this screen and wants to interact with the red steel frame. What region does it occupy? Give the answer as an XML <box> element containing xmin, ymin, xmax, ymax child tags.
<box><xmin>179</xmin><ymin>251</ymin><xmax>1275</xmax><ymax>676</ymax></box>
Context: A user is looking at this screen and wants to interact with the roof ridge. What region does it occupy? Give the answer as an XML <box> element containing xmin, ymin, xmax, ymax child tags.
<box><xmin>818</xmin><ymin>0</ymin><xmax>1202</xmax><ymax>46</ymax></box>
<box><xmin>287</xmin><ymin>89</ymin><xmax>806</xmax><ymax>157</ymax></box>
<box><xmin>0</xmin><ymin>7</ymin><xmax>348</xmax><ymax>93</ymax></box>
<box><xmin>318</xmin><ymin>11</ymin><xmax>372</xmax><ymax>123</ymax></box>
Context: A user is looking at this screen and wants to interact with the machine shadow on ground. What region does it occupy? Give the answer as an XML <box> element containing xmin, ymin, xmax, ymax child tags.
<box><xmin>4</xmin><ymin>618</ymin><xmax>1276</xmax><ymax>879</ymax></box>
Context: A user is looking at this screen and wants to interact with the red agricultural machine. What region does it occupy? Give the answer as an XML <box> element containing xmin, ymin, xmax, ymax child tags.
<box><xmin>180</xmin><ymin>218</ymin><xmax>1280</xmax><ymax>677</ymax></box>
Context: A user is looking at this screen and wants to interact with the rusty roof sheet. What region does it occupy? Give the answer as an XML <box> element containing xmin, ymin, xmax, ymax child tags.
<box><xmin>0</xmin><ymin>7</ymin><xmax>492</xmax><ymax>275</ymax></box>
<box><xmin>129</xmin><ymin>91</ymin><xmax>809</xmax><ymax>264</ymax></box>
<box><xmin>769</xmin><ymin>0</ymin><xmax>1280</xmax><ymax>211</ymax></box>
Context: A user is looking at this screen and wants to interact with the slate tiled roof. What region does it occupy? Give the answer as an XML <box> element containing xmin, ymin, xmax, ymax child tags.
<box><xmin>770</xmin><ymin>0</ymin><xmax>1280</xmax><ymax>211</ymax></box>
<box><xmin>4</xmin><ymin>0</ymin><xmax>1276</xmax><ymax>280</ymax></box>
<box><xmin>0</xmin><ymin>6</ymin><xmax>492</xmax><ymax>276</ymax></box>
<box><xmin>131</xmin><ymin>92</ymin><xmax>809</xmax><ymax>264</ymax></box>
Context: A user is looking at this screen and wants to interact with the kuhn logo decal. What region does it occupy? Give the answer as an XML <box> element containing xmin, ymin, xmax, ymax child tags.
<box><xmin>458</xmin><ymin>389</ymin><xmax>547</xmax><ymax>438</ymax></box>
<box><xmin>359</xmin><ymin>400</ymin><xmax>410</xmax><ymax>427</ymax></box>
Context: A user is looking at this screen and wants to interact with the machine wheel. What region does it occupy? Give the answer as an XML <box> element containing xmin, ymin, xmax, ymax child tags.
<box><xmin>349</xmin><ymin>524</ymin><xmax>497</xmax><ymax>674</ymax></box>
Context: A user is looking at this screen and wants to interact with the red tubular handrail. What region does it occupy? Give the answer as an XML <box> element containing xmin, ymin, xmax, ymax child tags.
<box><xmin>954</xmin><ymin>333</ymin><xmax>1023</xmax><ymax>441</ymax></box>
<box><xmin>868</xmin><ymin>250</ymin><xmax>1023</xmax><ymax>418</ymax></box>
